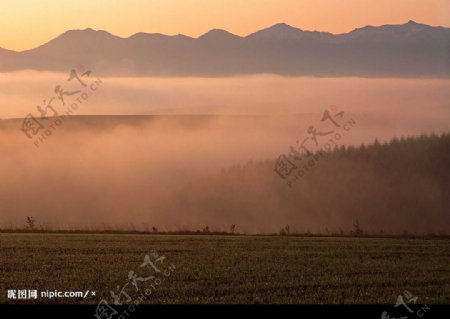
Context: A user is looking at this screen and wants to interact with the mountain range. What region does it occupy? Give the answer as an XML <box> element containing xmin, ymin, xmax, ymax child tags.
<box><xmin>0</xmin><ymin>21</ymin><xmax>449</xmax><ymax>77</ymax></box>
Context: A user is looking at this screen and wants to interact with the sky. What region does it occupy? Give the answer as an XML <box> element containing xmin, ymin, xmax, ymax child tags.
<box><xmin>0</xmin><ymin>0</ymin><xmax>449</xmax><ymax>51</ymax></box>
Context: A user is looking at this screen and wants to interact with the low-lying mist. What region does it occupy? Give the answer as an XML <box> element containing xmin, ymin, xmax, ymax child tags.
<box><xmin>0</xmin><ymin>73</ymin><xmax>449</xmax><ymax>233</ymax></box>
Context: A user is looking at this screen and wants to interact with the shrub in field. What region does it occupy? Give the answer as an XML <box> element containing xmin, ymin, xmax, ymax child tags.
<box><xmin>352</xmin><ymin>218</ymin><xmax>364</xmax><ymax>236</ymax></box>
<box><xmin>25</xmin><ymin>216</ymin><xmax>35</xmax><ymax>230</ymax></box>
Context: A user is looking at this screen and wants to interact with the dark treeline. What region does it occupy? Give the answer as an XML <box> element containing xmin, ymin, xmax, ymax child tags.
<box><xmin>171</xmin><ymin>133</ymin><xmax>450</xmax><ymax>234</ymax></box>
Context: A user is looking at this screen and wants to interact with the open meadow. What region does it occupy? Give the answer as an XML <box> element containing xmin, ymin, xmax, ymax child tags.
<box><xmin>1</xmin><ymin>233</ymin><xmax>449</xmax><ymax>304</ymax></box>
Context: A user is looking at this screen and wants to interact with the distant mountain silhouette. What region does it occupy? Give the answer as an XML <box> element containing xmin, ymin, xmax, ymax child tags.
<box><xmin>1</xmin><ymin>21</ymin><xmax>449</xmax><ymax>76</ymax></box>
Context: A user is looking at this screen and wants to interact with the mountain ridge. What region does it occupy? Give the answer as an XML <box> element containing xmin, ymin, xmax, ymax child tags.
<box><xmin>1</xmin><ymin>21</ymin><xmax>449</xmax><ymax>77</ymax></box>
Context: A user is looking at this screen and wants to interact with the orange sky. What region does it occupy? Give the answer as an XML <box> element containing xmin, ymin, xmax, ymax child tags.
<box><xmin>0</xmin><ymin>0</ymin><xmax>449</xmax><ymax>51</ymax></box>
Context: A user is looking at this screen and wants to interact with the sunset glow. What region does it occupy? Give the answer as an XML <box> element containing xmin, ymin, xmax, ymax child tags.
<box><xmin>0</xmin><ymin>0</ymin><xmax>449</xmax><ymax>51</ymax></box>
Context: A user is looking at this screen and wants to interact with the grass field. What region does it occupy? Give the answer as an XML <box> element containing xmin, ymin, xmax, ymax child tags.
<box><xmin>0</xmin><ymin>233</ymin><xmax>449</xmax><ymax>304</ymax></box>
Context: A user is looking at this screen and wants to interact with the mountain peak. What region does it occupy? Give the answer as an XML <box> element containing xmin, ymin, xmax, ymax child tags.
<box><xmin>402</xmin><ymin>20</ymin><xmax>429</xmax><ymax>29</ymax></box>
<box><xmin>127</xmin><ymin>32</ymin><xmax>193</xmax><ymax>43</ymax></box>
<box><xmin>268</xmin><ymin>22</ymin><xmax>299</xmax><ymax>31</ymax></box>
<box><xmin>247</xmin><ymin>22</ymin><xmax>304</xmax><ymax>39</ymax></box>
<box><xmin>30</xmin><ymin>28</ymin><xmax>121</xmax><ymax>53</ymax></box>
<box><xmin>65</xmin><ymin>28</ymin><xmax>107</xmax><ymax>34</ymax></box>
<box><xmin>347</xmin><ymin>20</ymin><xmax>433</xmax><ymax>39</ymax></box>
<box><xmin>199</xmin><ymin>29</ymin><xmax>240</xmax><ymax>40</ymax></box>
<box><xmin>57</xmin><ymin>28</ymin><xmax>118</xmax><ymax>40</ymax></box>
<box><xmin>406</xmin><ymin>20</ymin><xmax>419</xmax><ymax>25</ymax></box>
